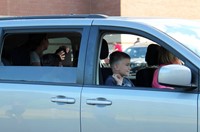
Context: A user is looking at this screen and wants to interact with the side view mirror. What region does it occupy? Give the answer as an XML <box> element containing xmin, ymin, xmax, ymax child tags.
<box><xmin>158</xmin><ymin>64</ymin><xmax>194</xmax><ymax>89</ymax></box>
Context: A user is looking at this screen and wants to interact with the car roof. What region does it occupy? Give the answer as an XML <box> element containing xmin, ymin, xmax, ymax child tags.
<box><xmin>0</xmin><ymin>14</ymin><xmax>197</xmax><ymax>29</ymax></box>
<box><xmin>0</xmin><ymin>14</ymin><xmax>108</xmax><ymax>21</ymax></box>
<box><xmin>0</xmin><ymin>14</ymin><xmax>192</xmax><ymax>22</ymax></box>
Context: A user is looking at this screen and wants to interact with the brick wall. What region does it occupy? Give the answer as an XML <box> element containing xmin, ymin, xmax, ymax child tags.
<box><xmin>0</xmin><ymin>0</ymin><xmax>120</xmax><ymax>16</ymax></box>
<box><xmin>0</xmin><ymin>0</ymin><xmax>91</xmax><ymax>16</ymax></box>
<box><xmin>91</xmin><ymin>0</ymin><xmax>120</xmax><ymax>16</ymax></box>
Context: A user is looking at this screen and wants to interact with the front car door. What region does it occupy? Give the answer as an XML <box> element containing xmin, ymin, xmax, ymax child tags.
<box><xmin>81</xmin><ymin>19</ymin><xmax>199</xmax><ymax>132</ymax></box>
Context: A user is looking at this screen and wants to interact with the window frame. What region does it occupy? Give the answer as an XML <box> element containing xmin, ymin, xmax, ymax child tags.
<box><xmin>85</xmin><ymin>25</ymin><xmax>199</xmax><ymax>93</ymax></box>
<box><xmin>0</xmin><ymin>26</ymin><xmax>90</xmax><ymax>85</ymax></box>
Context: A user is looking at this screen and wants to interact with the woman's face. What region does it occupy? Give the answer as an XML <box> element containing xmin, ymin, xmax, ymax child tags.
<box><xmin>174</xmin><ymin>58</ymin><xmax>182</xmax><ymax>65</ymax></box>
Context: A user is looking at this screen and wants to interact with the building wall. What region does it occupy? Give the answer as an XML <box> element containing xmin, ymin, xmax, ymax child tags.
<box><xmin>0</xmin><ymin>0</ymin><xmax>91</xmax><ymax>16</ymax></box>
<box><xmin>121</xmin><ymin>0</ymin><xmax>200</xmax><ymax>19</ymax></box>
<box><xmin>91</xmin><ymin>0</ymin><xmax>120</xmax><ymax>16</ymax></box>
<box><xmin>0</xmin><ymin>0</ymin><xmax>200</xmax><ymax>19</ymax></box>
<box><xmin>0</xmin><ymin>0</ymin><xmax>120</xmax><ymax>16</ymax></box>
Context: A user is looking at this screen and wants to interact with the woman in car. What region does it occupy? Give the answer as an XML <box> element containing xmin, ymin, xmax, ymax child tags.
<box><xmin>152</xmin><ymin>47</ymin><xmax>182</xmax><ymax>89</ymax></box>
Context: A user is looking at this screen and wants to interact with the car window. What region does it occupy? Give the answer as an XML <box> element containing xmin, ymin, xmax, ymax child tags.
<box><xmin>101</xmin><ymin>33</ymin><xmax>154</xmax><ymax>73</ymax></box>
<box><xmin>99</xmin><ymin>32</ymin><xmax>156</xmax><ymax>85</ymax></box>
<box><xmin>97</xmin><ymin>30</ymin><xmax>197</xmax><ymax>91</ymax></box>
<box><xmin>0</xmin><ymin>31</ymin><xmax>82</xmax><ymax>84</ymax></box>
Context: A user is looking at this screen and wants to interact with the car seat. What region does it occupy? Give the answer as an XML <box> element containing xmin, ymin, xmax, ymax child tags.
<box><xmin>11</xmin><ymin>45</ymin><xmax>31</xmax><ymax>66</ymax></box>
<box><xmin>136</xmin><ymin>44</ymin><xmax>160</xmax><ymax>87</ymax></box>
<box><xmin>99</xmin><ymin>39</ymin><xmax>113</xmax><ymax>85</ymax></box>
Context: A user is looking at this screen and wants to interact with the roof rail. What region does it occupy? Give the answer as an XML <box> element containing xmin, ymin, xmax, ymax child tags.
<box><xmin>0</xmin><ymin>14</ymin><xmax>108</xmax><ymax>20</ymax></box>
<box><xmin>68</xmin><ymin>14</ymin><xmax>108</xmax><ymax>18</ymax></box>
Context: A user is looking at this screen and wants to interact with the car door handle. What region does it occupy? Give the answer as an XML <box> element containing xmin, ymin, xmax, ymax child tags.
<box><xmin>51</xmin><ymin>95</ymin><xmax>75</xmax><ymax>104</ymax></box>
<box><xmin>86</xmin><ymin>98</ymin><xmax>112</xmax><ymax>105</ymax></box>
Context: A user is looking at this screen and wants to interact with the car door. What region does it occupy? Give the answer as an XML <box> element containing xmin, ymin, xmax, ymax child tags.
<box><xmin>0</xmin><ymin>19</ymin><xmax>91</xmax><ymax>132</ymax></box>
<box><xmin>81</xmin><ymin>22</ymin><xmax>198</xmax><ymax>132</ymax></box>
<box><xmin>81</xmin><ymin>87</ymin><xmax>197</xmax><ymax>132</ymax></box>
<box><xmin>0</xmin><ymin>83</ymin><xmax>81</xmax><ymax>132</ymax></box>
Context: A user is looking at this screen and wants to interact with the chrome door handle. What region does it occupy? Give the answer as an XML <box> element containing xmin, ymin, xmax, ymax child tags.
<box><xmin>86</xmin><ymin>98</ymin><xmax>112</xmax><ymax>105</ymax></box>
<box><xmin>51</xmin><ymin>95</ymin><xmax>75</xmax><ymax>104</ymax></box>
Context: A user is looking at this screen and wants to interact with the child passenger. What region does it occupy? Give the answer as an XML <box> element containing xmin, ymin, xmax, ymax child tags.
<box><xmin>105</xmin><ymin>51</ymin><xmax>135</xmax><ymax>87</ymax></box>
<box><xmin>41</xmin><ymin>53</ymin><xmax>62</xmax><ymax>66</ymax></box>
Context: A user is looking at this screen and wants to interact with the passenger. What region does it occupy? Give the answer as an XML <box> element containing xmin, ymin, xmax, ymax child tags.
<box><xmin>29</xmin><ymin>34</ymin><xmax>49</xmax><ymax>66</ymax></box>
<box><xmin>152</xmin><ymin>47</ymin><xmax>182</xmax><ymax>89</ymax></box>
<box><xmin>105</xmin><ymin>51</ymin><xmax>135</xmax><ymax>87</ymax></box>
<box><xmin>29</xmin><ymin>34</ymin><xmax>65</xmax><ymax>66</ymax></box>
<box><xmin>41</xmin><ymin>53</ymin><xmax>62</xmax><ymax>66</ymax></box>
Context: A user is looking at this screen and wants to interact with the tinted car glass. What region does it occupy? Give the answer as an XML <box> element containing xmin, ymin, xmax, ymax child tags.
<box><xmin>1</xmin><ymin>31</ymin><xmax>82</xmax><ymax>83</ymax></box>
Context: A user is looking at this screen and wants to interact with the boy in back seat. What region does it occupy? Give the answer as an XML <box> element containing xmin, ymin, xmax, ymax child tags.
<box><xmin>105</xmin><ymin>51</ymin><xmax>135</xmax><ymax>87</ymax></box>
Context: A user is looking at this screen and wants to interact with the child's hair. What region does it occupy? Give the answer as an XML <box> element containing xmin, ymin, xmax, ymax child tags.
<box><xmin>41</xmin><ymin>53</ymin><xmax>61</xmax><ymax>66</ymax></box>
<box><xmin>109</xmin><ymin>51</ymin><xmax>130</xmax><ymax>67</ymax></box>
<box><xmin>158</xmin><ymin>47</ymin><xmax>178</xmax><ymax>64</ymax></box>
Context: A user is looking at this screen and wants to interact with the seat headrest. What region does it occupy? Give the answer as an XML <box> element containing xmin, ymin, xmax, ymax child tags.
<box><xmin>145</xmin><ymin>44</ymin><xmax>160</xmax><ymax>66</ymax></box>
<box><xmin>100</xmin><ymin>39</ymin><xmax>109</xmax><ymax>59</ymax></box>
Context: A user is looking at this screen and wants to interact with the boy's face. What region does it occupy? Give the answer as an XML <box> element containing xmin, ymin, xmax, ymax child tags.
<box><xmin>114</xmin><ymin>58</ymin><xmax>131</xmax><ymax>76</ymax></box>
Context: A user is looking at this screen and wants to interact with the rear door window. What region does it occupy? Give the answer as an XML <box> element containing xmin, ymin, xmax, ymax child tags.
<box><xmin>0</xmin><ymin>30</ymin><xmax>85</xmax><ymax>84</ymax></box>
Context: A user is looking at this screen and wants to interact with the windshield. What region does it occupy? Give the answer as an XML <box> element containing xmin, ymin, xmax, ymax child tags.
<box><xmin>142</xmin><ymin>19</ymin><xmax>200</xmax><ymax>57</ymax></box>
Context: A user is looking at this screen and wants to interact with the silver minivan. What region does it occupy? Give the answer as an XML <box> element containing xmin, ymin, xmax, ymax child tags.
<box><xmin>0</xmin><ymin>15</ymin><xmax>199</xmax><ymax>132</ymax></box>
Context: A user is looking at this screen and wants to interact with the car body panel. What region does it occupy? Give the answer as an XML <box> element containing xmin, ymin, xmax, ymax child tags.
<box><xmin>81</xmin><ymin>87</ymin><xmax>197</xmax><ymax>132</ymax></box>
<box><xmin>0</xmin><ymin>19</ymin><xmax>93</xmax><ymax>27</ymax></box>
<box><xmin>0</xmin><ymin>83</ymin><xmax>81</xmax><ymax>132</ymax></box>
